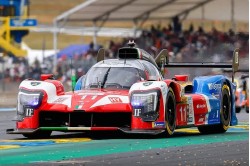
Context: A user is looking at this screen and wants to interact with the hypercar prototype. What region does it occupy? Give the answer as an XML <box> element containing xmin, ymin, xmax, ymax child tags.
<box><xmin>7</xmin><ymin>42</ymin><xmax>239</xmax><ymax>138</ymax></box>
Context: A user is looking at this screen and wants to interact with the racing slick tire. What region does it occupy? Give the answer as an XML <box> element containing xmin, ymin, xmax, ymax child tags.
<box><xmin>246</xmin><ymin>107</ymin><xmax>249</xmax><ymax>113</ymax></box>
<box><xmin>165</xmin><ymin>88</ymin><xmax>176</xmax><ymax>136</ymax></box>
<box><xmin>198</xmin><ymin>85</ymin><xmax>231</xmax><ymax>134</ymax></box>
<box><xmin>22</xmin><ymin>130</ymin><xmax>52</xmax><ymax>139</ymax></box>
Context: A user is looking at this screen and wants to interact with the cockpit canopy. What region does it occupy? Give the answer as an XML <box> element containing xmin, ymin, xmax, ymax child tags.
<box><xmin>84</xmin><ymin>67</ymin><xmax>145</xmax><ymax>89</ymax></box>
<box><xmin>77</xmin><ymin>59</ymin><xmax>162</xmax><ymax>90</ymax></box>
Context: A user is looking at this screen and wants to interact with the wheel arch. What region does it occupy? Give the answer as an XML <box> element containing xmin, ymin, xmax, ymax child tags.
<box><xmin>168</xmin><ymin>81</ymin><xmax>181</xmax><ymax>103</ymax></box>
<box><xmin>222</xmin><ymin>78</ymin><xmax>238</xmax><ymax>126</ymax></box>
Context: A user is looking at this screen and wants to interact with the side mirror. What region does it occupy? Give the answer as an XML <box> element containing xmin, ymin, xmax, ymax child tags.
<box><xmin>232</xmin><ymin>48</ymin><xmax>240</xmax><ymax>83</ymax></box>
<box><xmin>155</xmin><ymin>49</ymin><xmax>168</xmax><ymax>66</ymax></box>
<box><xmin>97</xmin><ymin>48</ymin><xmax>105</xmax><ymax>62</ymax></box>
<box><xmin>155</xmin><ymin>49</ymin><xmax>168</xmax><ymax>76</ymax></box>
<box><xmin>233</xmin><ymin>48</ymin><xmax>239</xmax><ymax>72</ymax></box>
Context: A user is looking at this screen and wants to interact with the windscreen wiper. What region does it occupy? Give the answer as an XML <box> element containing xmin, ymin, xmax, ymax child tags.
<box><xmin>101</xmin><ymin>67</ymin><xmax>111</xmax><ymax>88</ymax></box>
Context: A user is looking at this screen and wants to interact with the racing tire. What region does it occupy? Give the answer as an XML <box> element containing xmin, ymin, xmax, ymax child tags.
<box><xmin>22</xmin><ymin>130</ymin><xmax>52</xmax><ymax>139</ymax></box>
<box><xmin>198</xmin><ymin>85</ymin><xmax>231</xmax><ymax>134</ymax></box>
<box><xmin>246</xmin><ymin>107</ymin><xmax>249</xmax><ymax>113</ymax></box>
<box><xmin>165</xmin><ymin>88</ymin><xmax>176</xmax><ymax>136</ymax></box>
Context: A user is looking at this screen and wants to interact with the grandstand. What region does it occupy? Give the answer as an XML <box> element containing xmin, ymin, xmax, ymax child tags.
<box><xmin>25</xmin><ymin>0</ymin><xmax>248</xmax><ymax>49</ymax></box>
<box><xmin>0</xmin><ymin>0</ymin><xmax>249</xmax><ymax>93</ymax></box>
<box><xmin>50</xmin><ymin>0</ymin><xmax>248</xmax><ymax>68</ymax></box>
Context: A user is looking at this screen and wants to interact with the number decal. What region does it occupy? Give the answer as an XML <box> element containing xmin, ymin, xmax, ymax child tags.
<box><xmin>25</xmin><ymin>108</ymin><xmax>34</xmax><ymax>117</ymax></box>
<box><xmin>134</xmin><ymin>109</ymin><xmax>141</xmax><ymax>117</ymax></box>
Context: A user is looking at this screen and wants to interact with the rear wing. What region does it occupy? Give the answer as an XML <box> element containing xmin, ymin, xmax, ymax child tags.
<box><xmin>155</xmin><ymin>49</ymin><xmax>239</xmax><ymax>82</ymax></box>
<box><xmin>223</xmin><ymin>69</ymin><xmax>249</xmax><ymax>73</ymax></box>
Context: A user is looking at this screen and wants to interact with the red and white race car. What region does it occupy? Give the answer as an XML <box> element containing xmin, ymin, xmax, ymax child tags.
<box><xmin>7</xmin><ymin>42</ymin><xmax>239</xmax><ymax>138</ymax></box>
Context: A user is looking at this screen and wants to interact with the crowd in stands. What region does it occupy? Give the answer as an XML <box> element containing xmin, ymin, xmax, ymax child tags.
<box><xmin>108</xmin><ymin>24</ymin><xmax>248</xmax><ymax>62</ymax></box>
<box><xmin>0</xmin><ymin>57</ymin><xmax>42</xmax><ymax>82</ymax></box>
<box><xmin>0</xmin><ymin>20</ymin><xmax>249</xmax><ymax>84</ymax></box>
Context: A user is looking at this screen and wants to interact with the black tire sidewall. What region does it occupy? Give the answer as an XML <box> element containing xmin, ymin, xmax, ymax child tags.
<box><xmin>165</xmin><ymin>88</ymin><xmax>176</xmax><ymax>135</ymax></box>
<box><xmin>221</xmin><ymin>85</ymin><xmax>231</xmax><ymax>130</ymax></box>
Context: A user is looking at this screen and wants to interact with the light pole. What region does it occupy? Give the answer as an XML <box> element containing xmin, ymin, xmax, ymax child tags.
<box><xmin>0</xmin><ymin>54</ymin><xmax>5</xmax><ymax>92</ymax></box>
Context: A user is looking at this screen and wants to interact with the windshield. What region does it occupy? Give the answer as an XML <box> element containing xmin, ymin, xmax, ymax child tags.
<box><xmin>84</xmin><ymin>67</ymin><xmax>146</xmax><ymax>89</ymax></box>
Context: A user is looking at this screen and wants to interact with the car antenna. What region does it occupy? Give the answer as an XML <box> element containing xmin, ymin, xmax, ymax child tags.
<box><xmin>125</xmin><ymin>40</ymin><xmax>135</xmax><ymax>64</ymax></box>
<box><xmin>70</xmin><ymin>55</ymin><xmax>76</xmax><ymax>93</ymax></box>
<box><xmin>128</xmin><ymin>40</ymin><xmax>135</xmax><ymax>47</ymax></box>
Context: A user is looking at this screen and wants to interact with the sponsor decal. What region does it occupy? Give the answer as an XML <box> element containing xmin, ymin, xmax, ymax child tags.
<box><xmin>90</xmin><ymin>96</ymin><xmax>129</xmax><ymax>108</ymax></box>
<box><xmin>187</xmin><ymin>97</ymin><xmax>193</xmax><ymax>114</ymax></box>
<box><xmin>187</xmin><ymin>96</ymin><xmax>194</xmax><ymax>124</ymax></box>
<box><xmin>53</xmin><ymin>98</ymin><xmax>67</xmax><ymax>103</ymax></box>
<box><xmin>198</xmin><ymin>117</ymin><xmax>204</xmax><ymax>122</ymax></box>
<box><xmin>154</xmin><ymin>122</ymin><xmax>165</xmax><ymax>128</ymax></box>
<box><xmin>109</xmin><ymin>97</ymin><xmax>122</xmax><ymax>103</ymax></box>
<box><xmin>208</xmin><ymin>83</ymin><xmax>221</xmax><ymax>90</ymax></box>
<box><xmin>180</xmin><ymin>86</ymin><xmax>185</xmax><ymax>97</ymax></box>
<box><xmin>134</xmin><ymin>108</ymin><xmax>141</xmax><ymax>117</ymax></box>
<box><xmin>196</xmin><ymin>104</ymin><xmax>206</xmax><ymax>109</ymax></box>
<box><xmin>216</xmin><ymin>110</ymin><xmax>219</xmax><ymax>118</ymax></box>
<box><xmin>30</xmin><ymin>82</ymin><xmax>41</xmax><ymax>86</ymax></box>
<box><xmin>188</xmin><ymin>117</ymin><xmax>193</xmax><ymax>122</ymax></box>
<box><xmin>212</xmin><ymin>94</ymin><xmax>220</xmax><ymax>98</ymax></box>
<box><xmin>143</xmin><ymin>82</ymin><xmax>153</xmax><ymax>86</ymax></box>
<box><xmin>91</xmin><ymin>96</ymin><xmax>97</xmax><ymax>100</ymax></box>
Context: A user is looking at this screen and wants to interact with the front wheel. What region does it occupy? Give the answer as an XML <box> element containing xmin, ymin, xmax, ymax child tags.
<box><xmin>198</xmin><ymin>85</ymin><xmax>231</xmax><ymax>134</ymax></box>
<box><xmin>165</xmin><ymin>88</ymin><xmax>176</xmax><ymax>136</ymax></box>
<box><xmin>23</xmin><ymin>130</ymin><xmax>52</xmax><ymax>139</ymax></box>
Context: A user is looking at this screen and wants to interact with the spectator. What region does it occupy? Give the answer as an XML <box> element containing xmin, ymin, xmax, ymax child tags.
<box><xmin>172</xmin><ymin>16</ymin><xmax>182</xmax><ymax>34</ymax></box>
<box><xmin>0</xmin><ymin>25</ymin><xmax>248</xmax><ymax>85</ymax></box>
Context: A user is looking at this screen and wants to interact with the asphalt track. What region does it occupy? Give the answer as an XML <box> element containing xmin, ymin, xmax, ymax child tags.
<box><xmin>0</xmin><ymin>110</ymin><xmax>249</xmax><ymax>166</ymax></box>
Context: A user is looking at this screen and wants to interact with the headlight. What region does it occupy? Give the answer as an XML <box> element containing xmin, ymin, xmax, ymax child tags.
<box><xmin>19</xmin><ymin>93</ymin><xmax>41</xmax><ymax>107</ymax></box>
<box><xmin>131</xmin><ymin>90</ymin><xmax>160</xmax><ymax>121</ymax></box>
<box><xmin>17</xmin><ymin>90</ymin><xmax>43</xmax><ymax>119</ymax></box>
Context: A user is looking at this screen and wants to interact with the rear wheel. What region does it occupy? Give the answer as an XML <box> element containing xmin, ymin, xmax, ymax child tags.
<box><xmin>165</xmin><ymin>88</ymin><xmax>176</xmax><ymax>136</ymax></box>
<box><xmin>23</xmin><ymin>130</ymin><xmax>52</xmax><ymax>139</ymax></box>
<box><xmin>198</xmin><ymin>85</ymin><xmax>231</xmax><ymax>134</ymax></box>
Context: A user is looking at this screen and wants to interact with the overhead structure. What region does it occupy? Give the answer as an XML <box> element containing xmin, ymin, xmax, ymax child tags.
<box><xmin>55</xmin><ymin>0</ymin><xmax>214</xmax><ymax>23</ymax></box>
<box><xmin>53</xmin><ymin>0</ymin><xmax>214</xmax><ymax>66</ymax></box>
<box><xmin>53</xmin><ymin>0</ymin><xmax>248</xmax><ymax>67</ymax></box>
<box><xmin>0</xmin><ymin>0</ymin><xmax>37</xmax><ymax>57</ymax></box>
<box><xmin>33</xmin><ymin>26</ymin><xmax>141</xmax><ymax>37</ymax></box>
